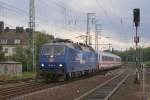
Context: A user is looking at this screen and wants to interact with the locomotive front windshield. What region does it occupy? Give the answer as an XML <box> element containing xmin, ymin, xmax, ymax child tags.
<box><xmin>42</xmin><ymin>45</ymin><xmax>65</xmax><ymax>56</ymax></box>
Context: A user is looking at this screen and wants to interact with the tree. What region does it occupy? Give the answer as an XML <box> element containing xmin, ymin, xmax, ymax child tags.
<box><xmin>35</xmin><ymin>32</ymin><xmax>54</xmax><ymax>58</ymax></box>
<box><xmin>0</xmin><ymin>46</ymin><xmax>4</xmax><ymax>61</ymax></box>
<box><xmin>113</xmin><ymin>47</ymin><xmax>150</xmax><ymax>62</ymax></box>
<box><xmin>11</xmin><ymin>46</ymin><xmax>30</xmax><ymax>71</ymax></box>
<box><xmin>11</xmin><ymin>31</ymin><xmax>54</xmax><ymax>72</ymax></box>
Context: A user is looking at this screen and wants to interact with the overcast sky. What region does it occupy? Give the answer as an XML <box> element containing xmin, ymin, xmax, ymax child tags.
<box><xmin>0</xmin><ymin>0</ymin><xmax>149</xmax><ymax>50</ymax></box>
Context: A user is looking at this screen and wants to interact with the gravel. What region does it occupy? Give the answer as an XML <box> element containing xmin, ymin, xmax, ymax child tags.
<box><xmin>12</xmin><ymin>72</ymin><xmax>118</xmax><ymax>100</ymax></box>
<box><xmin>110</xmin><ymin>67</ymin><xmax>150</xmax><ymax>100</ymax></box>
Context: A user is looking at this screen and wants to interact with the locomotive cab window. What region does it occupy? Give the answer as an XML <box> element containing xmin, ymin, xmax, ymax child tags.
<box><xmin>54</xmin><ymin>46</ymin><xmax>65</xmax><ymax>55</ymax></box>
<box><xmin>42</xmin><ymin>45</ymin><xmax>65</xmax><ymax>56</ymax></box>
<box><xmin>42</xmin><ymin>46</ymin><xmax>53</xmax><ymax>55</ymax></box>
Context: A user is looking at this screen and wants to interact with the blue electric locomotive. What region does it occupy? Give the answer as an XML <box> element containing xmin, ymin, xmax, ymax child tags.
<box><xmin>39</xmin><ymin>40</ymin><xmax>98</xmax><ymax>80</ymax></box>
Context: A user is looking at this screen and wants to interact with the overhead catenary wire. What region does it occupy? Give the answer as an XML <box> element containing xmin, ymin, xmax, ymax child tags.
<box><xmin>0</xmin><ymin>1</ymin><xmax>28</xmax><ymax>16</ymax></box>
<box><xmin>95</xmin><ymin>0</ymin><xmax>119</xmax><ymax>31</ymax></box>
<box><xmin>109</xmin><ymin>0</ymin><xmax>130</xmax><ymax>42</ymax></box>
<box><xmin>0</xmin><ymin>1</ymin><xmax>28</xmax><ymax>28</ymax></box>
<box><xmin>0</xmin><ymin>0</ymin><xmax>66</xmax><ymax>30</ymax></box>
<box><xmin>95</xmin><ymin>0</ymin><xmax>128</xmax><ymax>41</ymax></box>
<box><xmin>0</xmin><ymin>0</ymin><xmax>90</xmax><ymax>39</ymax></box>
<box><xmin>37</xmin><ymin>0</ymin><xmax>88</xmax><ymax>39</ymax></box>
<box><xmin>95</xmin><ymin>0</ymin><xmax>134</xmax><ymax>49</ymax></box>
<box><xmin>0</xmin><ymin>0</ymin><xmax>120</xmax><ymax>46</ymax></box>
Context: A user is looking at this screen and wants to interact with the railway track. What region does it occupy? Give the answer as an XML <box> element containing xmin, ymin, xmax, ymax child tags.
<box><xmin>0</xmin><ymin>81</ymin><xmax>61</xmax><ymax>100</ymax></box>
<box><xmin>0</xmin><ymin>78</ymin><xmax>33</xmax><ymax>85</ymax></box>
<box><xmin>75</xmin><ymin>69</ymin><xmax>130</xmax><ymax>100</ymax></box>
<box><xmin>0</xmin><ymin>67</ymin><xmax>125</xmax><ymax>100</ymax></box>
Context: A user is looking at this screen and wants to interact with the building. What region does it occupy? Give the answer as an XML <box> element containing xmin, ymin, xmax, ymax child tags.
<box><xmin>0</xmin><ymin>21</ymin><xmax>30</xmax><ymax>56</ymax></box>
<box><xmin>0</xmin><ymin>61</ymin><xmax>22</xmax><ymax>76</ymax></box>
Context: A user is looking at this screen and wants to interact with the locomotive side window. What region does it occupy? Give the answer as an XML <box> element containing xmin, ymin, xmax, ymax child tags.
<box><xmin>102</xmin><ymin>56</ymin><xmax>114</xmax><ymax>61</ymax></box>
<box><xmin>116</xmin><ymin>58</ymin><xmax>121</xmax><ymax>62</ymax></box>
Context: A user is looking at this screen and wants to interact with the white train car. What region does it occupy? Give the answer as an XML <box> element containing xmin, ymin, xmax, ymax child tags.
<box><xmin>98</xmin><ymin>51</ymin><xmax>121</xmax><ymax>70</ymax></box>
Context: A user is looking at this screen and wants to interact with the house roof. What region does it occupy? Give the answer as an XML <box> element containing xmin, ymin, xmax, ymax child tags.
<box><xmin>0</xmin><ymin>29</ymin><xmax>30</xmax><ymax>45</ymax></box>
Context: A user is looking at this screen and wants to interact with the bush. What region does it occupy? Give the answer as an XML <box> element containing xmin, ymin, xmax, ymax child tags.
<box><xmin>145</xmin><ymin>61</ymin><xmax>150</xmax><ymax>66</ymax></box>
<box><xmin>0</xmin><ymin>52</ymin><xmax>4</xmax><ymax>61</ymax></box>
<box><xmin>0</xmin><ymin>46</ymin><xmax>5</xmax><ymax>61</ymax></box>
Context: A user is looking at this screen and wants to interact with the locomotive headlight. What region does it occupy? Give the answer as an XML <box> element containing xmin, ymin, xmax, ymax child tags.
<box><xmin>59</xmin><ymin>64</ymin><xmax>63</xmax><ymax>67</ymax></box>
<box><xmin>50</xmin><ymin>55</ymin><xmax>54</xmax><ymax>58</ymax></box>
<box><xmin>41</xmin><ymin>64</ymin><xmax>44</xmax><ymax>67</ymax></box>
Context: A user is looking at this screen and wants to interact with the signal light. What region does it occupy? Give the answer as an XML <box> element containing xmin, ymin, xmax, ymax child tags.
<box><xmin>133</xmin><ymin>8</ymin><xmax>140</xmax><ymax>27</ymax></box>
<box><xmin>134</xmin><ymin>36</ymin><xmax>139</xmax><ymax>44</ymax></box>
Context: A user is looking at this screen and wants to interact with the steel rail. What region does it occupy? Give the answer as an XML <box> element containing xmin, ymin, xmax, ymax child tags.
<box><xmin>75</xmin><ymin>69</ymin><xmax>129</xmax><ymax>100</ymax></box>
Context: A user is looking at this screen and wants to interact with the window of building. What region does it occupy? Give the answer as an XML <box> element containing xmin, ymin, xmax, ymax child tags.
<box><xmin>4</xmin><ymin>48</ymin><xmax>8</xmax><ymax>53</ymax></box>
<box><xmin>14</xmin><ymin>39</ymin><xmax>21</xmax><ymax>44</ymax></box>
<box><xmin>0</xmin><ymin>40</ymin><xmax>7</xmax><ymax>44</ymax></box>
<box><xmin>13</xmin><ymin>48</ymin><xmax>16</xmax><ymax>54</ymax></box>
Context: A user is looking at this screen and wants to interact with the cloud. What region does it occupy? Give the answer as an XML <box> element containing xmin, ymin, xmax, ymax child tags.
<box><xmin>0</xmin><ymin>0</ymin><xmax>149</xmax><ymax>50</ymax></box>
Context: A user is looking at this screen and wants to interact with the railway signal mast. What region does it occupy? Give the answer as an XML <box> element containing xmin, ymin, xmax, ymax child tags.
<box><xmin>29</xmin><ymin>0</ymin><xmax>36</xmax><ymax>73</ymax></box>
<box><xmin>95</xmin><ymin>24</ymin><xmax>101</xmax><ymax>52</ymax></box>
<box><xmin>133</xmin><ymin>8</ymin><xmax>140</xmax><ymax>84</ymax></box>
<box><xmin>86</xmin><ymin>13</ymin><xmax>95</xmax><ymax>46</ymax></box>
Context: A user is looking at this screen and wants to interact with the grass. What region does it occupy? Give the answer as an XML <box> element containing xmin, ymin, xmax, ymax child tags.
<box><xmin>0</xmin><ymin>72</ymin><xmax>36</xmax><ymax>81</ymax></box>
<box><xmin>147</xmin><ymin>97</ymin><xmax>150</xmax><ymax>100</ymax></box>
<box><xmin>144</xmin><ymin>61</ymin><xmax>150</xmax><ymax>66</ymax></box>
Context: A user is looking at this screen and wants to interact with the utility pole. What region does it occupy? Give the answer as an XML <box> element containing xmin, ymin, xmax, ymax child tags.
<box><xmin>133</xmin><ymin>8</ymin><xmax>140</xmax><ymax>84</ymax></box>
<box><xmin>141</xmin><ymin>45</ymin><xmax>146</xmax><ymax>100</ymax></box>
<box><xmin>108</xmin><ymin>43</ymin><xmax>111</xmax><ymax>51</ymax></box>
<box><xmin>95</xmin><ymin>24</ymin><xmax>101</xmax><ymax>52</ymax></box>
<box><xmin>29</xmin><ymin>0</ymin><xmax>36</xmax><ymax>74</ymax></box>
<box><xmin>86</xmin><ymin>13</ymin><xmax>95</xmax><ymax>46</ymax></box>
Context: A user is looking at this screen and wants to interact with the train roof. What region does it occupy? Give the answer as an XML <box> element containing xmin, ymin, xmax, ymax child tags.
<box><xmin>98</xmin><ymin>51</ymin><xmax>121</xmax><ymax>59</ymax></box>
<box><xmin>43</xmin><ymin>42</ymin><xmax>95</xmax><ymax>52</ymax></box>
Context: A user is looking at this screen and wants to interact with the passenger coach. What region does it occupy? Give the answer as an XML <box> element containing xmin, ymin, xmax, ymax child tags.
<box><xmin>97</xmin><ymin>51</ymin><xmax>121</xmax><ymax>70</ymax></box>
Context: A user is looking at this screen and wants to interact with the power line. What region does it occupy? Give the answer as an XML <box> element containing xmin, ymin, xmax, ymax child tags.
<box><xmin>0</xmin><ymin>1</ymin><xmax>28</xmax><ymax>27</ymax></box>
<box><xmin>109</xmin><ymin>0</ymin><xmax>128</xmax><ymax>38</ymax></box>
<box><xmin>39</xmin><ymin>0</ymin><xmax>82</xmax><ymax>28</ymax></box>
<box><xmin>39</xmin><ymin>0</ymin><xmax>66</xmax><ymax>14</ymax></box>
<box><xmin>0</xmin><ymin>1</ymin><xmax>28</xmax><ymax>16</ymax></box>
<box><xmin>0</xmin><ymin>0</ymin><xmax>90</xmax><ymax>44</ymax></box>
<box><xmin>45</xmin><ymin>0</ymin><xmax>66</xmax><ymax>9</ymax></box>
<box><xmin>95</xmin><ymin>0</ymin><xmax>121</xmax><ymax>35</ymax></box>
<box><xmin>37</xmin><ymin>0</ymin><xmax>87</xmax><ymax>39</ymax></box>
<box><xmin>38</xmin><ymin>0</ymin><xmax>67</xmax><ymax>26</ymax></box>
<box><xmin>39</xmin><ymin>0</ymin><xmax>87</xmax><ymax>26</ymax></box>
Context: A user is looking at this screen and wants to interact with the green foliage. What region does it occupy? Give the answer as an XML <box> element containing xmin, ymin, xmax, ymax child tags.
<box><xmin>35</xmin><ymin>32</ymin><xmax>54</xmax><ymax>58</ymax></box>
<box><xmin>0</xmin><ymin>72</ymin><xmax>35</xmax><ymax>81</ymax></box>
<box><xmin>11</xmin><ymin>46</ymin><xmax>32</xmax><ymax>71</ymax></box>
<box><xmin>145</xmin><ymin>61</ymin><xmax>150</xmax><ymax>66</ymax></box>
<box><xmin>113</xmin><ymin>47</ymin><xmax>150</xmax><ymax>62</ymax></box>
<box><xmin>0</xmin><ymin>46</ymin><xmax>5</xmax><ymax>61</ymax></box>
<box><xmin>11</xmin><ymin>31</ymin><xmax>54</xmax><ymax>72</ymax></box>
